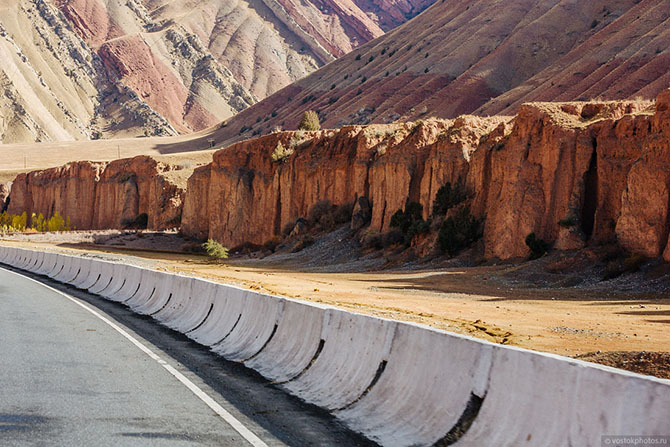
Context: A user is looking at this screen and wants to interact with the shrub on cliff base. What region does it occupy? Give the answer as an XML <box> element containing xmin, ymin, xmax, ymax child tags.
<box><xmin>437</xmin><ymin>207</ymin><xmax>482</xmax><ymax>256</ymax></box>
<box><xmin>46</xmin><ymin>213</ymin><xmax>71</xmax><ymax>232</ymax></box>
<box><xmin>390</xmin><ymin>202</ymin><xmax>430</xmax><ymax>246</ymax></box>
<box><xmin>525</xmin><ymin>233</ymin><xmax>550</xmax><ymax>260</ymax></box>
<box><xmin>432</xmin><ymin>182</ymin><xmax>467</xmax><ymax>217</ymax></box>
<box><xmin>203</xmin><ymin>239</ymin><xmax>229</xmax><ymax>260</ymax></box>
<box><xmin>308</xmin><ymin>200</ymin><xmax>333</xmax><ymax>225</ymax></box>
<box><xmin>298</xmin><ymin>110</ymin><xmax>320</xmax><ymax>131</ymax></box>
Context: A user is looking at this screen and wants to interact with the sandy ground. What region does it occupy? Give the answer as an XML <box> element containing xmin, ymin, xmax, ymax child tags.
<box><xmin>0</xmin><ymin>128</ymin><xmax>221</xmax><ymax>184</ymax></box>
<box><xmin>2</xmin><ymin>233</ymin><xmax>669</xmax><ymax>366</ymax></box>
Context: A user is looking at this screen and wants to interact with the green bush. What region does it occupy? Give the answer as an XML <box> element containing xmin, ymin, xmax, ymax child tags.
<box><xmin>308</xmin><ymin>200</ymin><xmax>333</xmax><ymax>225</ymax></box>
<box><xmin>202</xmin><ymin>239</ymin><xmax>229</xmax><ymax>260</ymax></box>
<box><xmin>437</xmin><ymin>207</ymin><xmax>482</xmax><ymax>256</ymax></box>
<box><xmin>432</xmin><ymin>182</ymin><xmax>467</xmax><ymax>217</ymax></box>
<box><xmin>525</xmin><ymin>233</ymin><xmax>550</xmax><ymax>260</ymax></box>
<box><xmin>390</xmin><ymin>202</ymin><xmax>430</xmax><ymax>245</ymax></box>
<box><xmin>271</xmin><ymin>141</ymin><xmax>293</xmax><ymax>162</ymax></box>
<box><xmin>298</xmin><ymin>110</ymin><xmax>320</xmax><ymax>131</ymax></box>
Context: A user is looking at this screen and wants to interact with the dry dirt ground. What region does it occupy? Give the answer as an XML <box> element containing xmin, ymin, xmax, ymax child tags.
<box><xmin>2</xmin><ymin>230</ymin><xmax>669</xmax><ymax>378</ymax></box>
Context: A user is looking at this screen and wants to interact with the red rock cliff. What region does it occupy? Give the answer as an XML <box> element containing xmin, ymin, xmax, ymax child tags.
<box><xmin>7</xmin><ymin>156</ymin><xmax>185</xmax><ymax>231</ymax></box>
<box><xmin>184</xmin><ymin>92</ymin><xmax>670</xmax><ymax>261</ymax></box>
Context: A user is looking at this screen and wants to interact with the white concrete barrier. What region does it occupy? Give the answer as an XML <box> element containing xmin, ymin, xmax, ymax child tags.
<box><xmin>103</xmin><ymin>265</ymin><xmax>143</xmax><ymax>302</ymax></box>
<box><xmin>132</xmin><ymin>273</ymin><xmax>176</xmax><ymax>316</ymax></box>
<box><xmin>0</xmin><ymin>246</ymin><xmax>9</xmax><ymax>263</ymax></box>
<box><xmin>162</xmin><ymin>279</ymin><xmax>218</xmax><ymax>334</ymax></box>
<box><xmin>15</xmin><ymin>249</ymin><xmax>31</xmax><ymax>269</ymax></box>
<box><xmin>125</xmin><ymin>269</ymin><xmax>164</xmax><ymax>309</ymax></box>
<box><xmin>186</xmin><ymin>285</ymin><xmax>249</xmax><ymax>347</ymax></box>
<box><xmin>211</xmin><ymin>290</ymin><xmax>284</xmax><ymax>363</ymax></box>
<box><xmin>65</xmin><ymin>258</ymin><xmax>93</xmax><ymax>285</ymax></box>
<box><xmin>2</xmin><ymin>245</ymin><xmax>669</xmax><ymax>447</ymax></box>
<box><xmin>74</xmin><ymin>259</ymin><xmax>104</xmax><ymax>290</ymax></box>
<box><xmin>37</xmin><ymin>252</ymin><xmax>58</xmax><ymax>276</ymax></box>
<box><xmin>58</xmin><ymin>257</ymin><xmax>83</xmax><ymax>283</ymax></box>
<box><xmin>96</xmin><ymin>263</ymin><xmax>127</xmax><ymax>297</ymax></box>
<box><xmin>27</xmin><ymin>251</ymin><xmax>45</xmax><ymax>273</ymax></box>
<box><xmin>151</xmin><ymin>275</ymin><xmax>197</xmax><ymax>327</ymax></box>
<box><xmin>87</xmin><ymin>261</ymin><xmax>115</xmax><ymax>294</ymax></box>
<box><xmin>245</xmin><ymin>300</ymin><xmax>326</xmax><ymax>383</ymax></box>
<box><xmin>335</xmin><ymin>323</ymin><xmax>492</xmax><ymax>446</ymax></box>
<box><xmin>20</xmin><ymin>250</ymin><xmax>37</xmax><ymax>270</ymax></box>
<box><xmin>283</xmin><ymin>309</ymin><xmax>397</xmax><ymax>411</ymax></box>
<box><xmin>53</xmin><ymin>255</ymin><xmax>76</xmax><ymax>282</ymax></box>
<box><xmin>47</xmin><ymin>255</ymin><xmax>68</xmax><ymax>279</ymax></box>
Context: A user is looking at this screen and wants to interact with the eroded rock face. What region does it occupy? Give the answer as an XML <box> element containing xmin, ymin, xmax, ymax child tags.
<box><xmin>0</xmin><ymin>183</ymin><xmax>11</xmax><ymax>212</ymax></box>
<box><xmin>185</xmin><ymin>119</ymin><xmax>499</xmax><ymax>247</ymax></box>
<box><xmin>181</xmin><ymin>165</ymin><xmax>211</xmax><ymax>240</ymax></box>
<box><xmin>7</xmin><ymin>157</ymin><xmax>184</xmax><ymax>230</ymax></box>
<box><xmin>184</xmin><ymin>92</ymin><xmax>670</xmax><ymax>261</ymax></box>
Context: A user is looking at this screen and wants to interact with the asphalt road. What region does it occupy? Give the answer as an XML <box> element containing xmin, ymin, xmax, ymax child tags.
<box><xmin>0</xmin><ymin>266</ymin><xmax>376</xmax><ymax>446</ymax></box>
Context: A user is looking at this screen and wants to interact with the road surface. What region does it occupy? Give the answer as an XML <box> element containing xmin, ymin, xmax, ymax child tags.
<box><xmin>0</xmin><ymin>266</ymin><xmax>375</xmax><ymax>446</ymax></box>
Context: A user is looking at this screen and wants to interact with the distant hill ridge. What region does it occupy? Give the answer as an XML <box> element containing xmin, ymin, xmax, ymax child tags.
<box><xmin>0</xmin><ymin>0</ymin><xmax>431</xmax><ymax>143</ymax></box>
<box><xmin>214</xmin><ymin>0</ymin><xmax>670</xmax><ymax>147</ymax></box>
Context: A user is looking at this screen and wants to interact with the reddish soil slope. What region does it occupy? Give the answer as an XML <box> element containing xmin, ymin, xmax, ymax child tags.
<box><xmin>214</xmin><ymin>0</ymin><xmax>670</xmax><ymax>146</ymax></box>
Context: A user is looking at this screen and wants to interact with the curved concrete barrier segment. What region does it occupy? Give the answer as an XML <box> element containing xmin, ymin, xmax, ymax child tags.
<box><xmin>1</xmin><ymin>245</ymin><xmax>669</xmax><ymax>447</ymax></box>
<box><xmin>75</xmin><ymin>259</ymin><xmax>104</xmax><ymax>290</ymax></box>
<box><xmin>164</xmin><ymin>279</ymin><xmax>218</xmax><ymax>334</ymax></box>
<box><xmin>245</xmin><ymin>299</ymin><xmax>326</xmax><ymax>383</ymax></box>
<box><xmin>125</xmin><ymin>269</ymin><xmax>165</xmax><ymax>309</ymax></box>
<box><xmin>186</xmin><ymin>285</ymin><xmax>249</xmax><ymax>347</ymax></box>
<box><xmin>104</xmin><ymin>265</ymin><xmax>143</xmax><ymax>303</ymax></box>
<box><xmin>211</xmin><ymin>290</ymin><xmax>284</xmax><ymax>363</ymax></box>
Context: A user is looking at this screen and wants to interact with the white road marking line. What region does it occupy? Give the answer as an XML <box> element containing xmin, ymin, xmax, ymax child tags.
<box><xmin>1</xmin><ymin>267</ymin><xmax>269</xmax><ymax>447</ymax></box>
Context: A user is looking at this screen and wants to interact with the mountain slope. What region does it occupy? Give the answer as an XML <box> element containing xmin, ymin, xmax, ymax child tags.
<box><xmin>214</xmin><ymin>0</ymin><xmax>670</xmax><ymax>145</ymax></box>
<box><xmin>0</xmin><ymin>0</ymin><xmax>433</xmax><ymax>143</ymax></box>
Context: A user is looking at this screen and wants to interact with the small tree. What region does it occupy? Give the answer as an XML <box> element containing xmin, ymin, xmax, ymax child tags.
<box><xmin>11</xmin><ymin>212</ymin><xmax>27</xmax><ymax>232</ymax></box>
<box><xmin>298</xmin><ymin>110</ymin><xmax>320</xmax><ymax>131</ymax></box>
<box><xmin>271</xmin><ymin>141</ymin><xmax>293</xmax><ymax>162</ymax></box>
<box><xmin>432</xmin><ymin>182</ymin><xmax>467</xmax><ymax>217</ymax></box>
<box><xmin>437</xmin><ymin>207</ymin><xmax>482</xmax><ymax>256</ymax></box>
<box><xmin>525</xmin><ymin>233</ymin><xmax>549</xmax><ymax>260</ymax></box>
<box><xmin>203</xmin><ymin>239</ymin><xmax>229</xmax><ymax>260</ymax></box>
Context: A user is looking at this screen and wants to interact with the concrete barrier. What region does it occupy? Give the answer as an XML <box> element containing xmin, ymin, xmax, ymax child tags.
<box><xmin>47</xmin><ymin>255</ymin><xmax>68</xmax><ymax>279</ymax></box>
<box><xmin>125</xmin><ymin>269</ymin><xmax>164</xmax><ymax>309</ymax></box>
<box><xmin>186</xmin><ymin>285</ymin><xmax>249</xmax><ymax>347</ymax></box>
<box><xmin>21</xmin><ymin>250</ymin><xmax>38</xmax><ymax>271</ymax></box>
<box><xmin>37</xmin><ymin>252</ymin><xmax>58</xmax><ymax>276</ymax></box>
<box><xmin>74</xmin><ymin>259</ymin><xmax>104</xmax><ymax>290</ymax></box>
<box><xmin>161</xmin><ymin>279</ymin><xmax>218</xmax><ymax>334</ymax></box>
<box><xmin>283</xmin><ymin>309</ymin><xmax>397</xmax><ymax>411</ymax></box>
<box><xmin>132</xmin><ymin>273</ymin><xmax>176</xmax><ymax>316</ymax></box>
<box><xmin>335</xmin><ymin>323</ymin><xmax>492</xmax><ymax>446</ymax></box>
<box><xmin>15</xmin><ymin>249</ymin><xmax>31</xmax><ymax>269</ymax></box>
<box><xmin>27</xmin><ymin>251</ymin><xmax>45</xmax><ymax>273</ymax></box>
<box><xmin>245</xmin><ymin>299</ymin><xmax>326</xmax><ymax>383</ymax></box>
<box><xmin>2</xmin><ymin>245</ymin><xmax>669</xmax><ymax>447</ymax></box>
<box><xmin>151</xmin><ymin>275</ymin><xmax>197</xmax><ymax>327</ymax></box>
<box><xmin>87</xmin><ymin>260</ymin><xmax>115</xmax><ymax>294</ymax></box>
<box><xmin>103</xmin><ymin>265</ymin><xmax>143</xmax><ymax>302</ymax></box>
<box><xmin>95</xmin><ymin>263</ymin><xmax>128</xmax><ymax>297</ymax></box>
<box><xmin>52</xmin><ymin>254</ymin><xmax>72</xmax><ymax>281</ymax></box>
<box><xmin>58</xmin><ymin>256</ymin><xmax>83</xmax><ymax>283</ymax></box>
<box><xmin>211</xmin><ymin>289</ymin><xmax>284</xmax><ymax>363</ymax></box>
<box><xmin>66</xmin><ymin>258</ymin><xmax>93</xmax><ymax>285</ymax></box>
